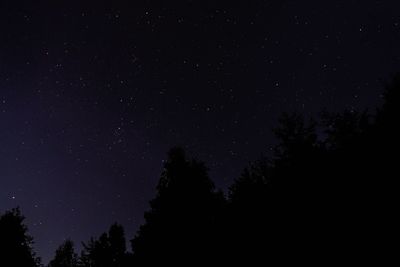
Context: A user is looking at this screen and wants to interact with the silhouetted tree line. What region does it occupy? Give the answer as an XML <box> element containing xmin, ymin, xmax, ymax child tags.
<box><xmin>1</xmin><ymin>75</ymin><xmax>398</xmax><ymax>266</ymax></box>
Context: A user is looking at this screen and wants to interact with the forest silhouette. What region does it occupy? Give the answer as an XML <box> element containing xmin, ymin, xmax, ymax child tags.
<box><xmin>1</xmin><ymin>74</ymin><xmax>398</xmax><ymax>266</ymax></box>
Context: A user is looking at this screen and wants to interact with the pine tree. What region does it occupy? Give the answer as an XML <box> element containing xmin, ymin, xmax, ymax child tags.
<box><xmin>131</xmin><ymin>147</ymin><xmax>225</xmax><ymax>264</ymax></box>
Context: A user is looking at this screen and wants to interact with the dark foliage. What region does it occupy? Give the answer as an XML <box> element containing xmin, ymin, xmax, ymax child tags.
<box><xmin>0</xmin><ymin>208</ymin><xmax>41</xmax><ymax>267</ymax></box>
<box><xmin>80</xmin><ymin>223</ymin><xmax>131</xmax><ymax>267</ymax></box>
<box><xmin>48</xmin><ymin>239</ymin><xmax>78</xmax><ymax>267</ymax></box>
<box><xmin>130</xmin><ymin>147</ymin><xmax>226</xmax><ymax>264</ymax></box>
<box><xmin>224</xmin><ymin>74</ymin><xmax>400</xmax><ymax>264</ymax></box>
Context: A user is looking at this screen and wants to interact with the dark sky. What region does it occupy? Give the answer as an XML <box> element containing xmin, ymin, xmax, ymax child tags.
<box><xmin>1</xmin><ymin>0</ymin><xmax>399</xmax><ymax>263</ymax></box>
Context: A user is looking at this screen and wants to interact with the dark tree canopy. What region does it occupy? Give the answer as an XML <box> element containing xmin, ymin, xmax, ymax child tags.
<box><xmin>48</xmin><ymin>239</ymin><xmax>78</xmax><ymax>267</ymax></box>
<box><xmin>0</xmin><ymin>208</ymin><xmax>40</xmax><ymax>267</ymax></box>
<box><xmin>224</xmin><ymin>74</ymin><xmax>400</xmax><ymax>264</ymax></box>
<box><xmin>131</xmin><ymin>147</ymin><xmax>225</xmax><ymax>264</ymax></box>
<box><xmin>80</xmin><ymin>223</ymin><xmax>130</xmax><ymax>267</ymax></box>
<box><xmin>2</xmin><ymin>74</ymin><xmax>399</xmax><ymax>265</ymax></box>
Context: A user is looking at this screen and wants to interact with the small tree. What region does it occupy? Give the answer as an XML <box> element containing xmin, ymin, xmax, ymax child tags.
<box><xmin>80</xmin><ymin>223</ymin><xmax>128</xmax><ymax>267</ymax></box>
<box><xmin>48</xmin><ymin>239</ymin><xmax>78</xmax><ymax>267</ymax></box>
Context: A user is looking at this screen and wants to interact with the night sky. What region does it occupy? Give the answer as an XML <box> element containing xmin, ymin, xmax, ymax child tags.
<box><xmin>1</xmin><ymin>0</ymin><xmax>399</xmax><ymax>263</ymax></box>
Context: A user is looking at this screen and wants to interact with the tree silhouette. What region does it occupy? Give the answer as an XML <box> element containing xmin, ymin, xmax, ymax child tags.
<box><xmin>225</xmin><ymin>160</ymin><xmax>272</xmax><ymax>263</ymax></box>
<box><xmin>107</xmin><ymin>224</ymin><xmax>128</xmax><ymax>266</ymax></box>
<box><xmin>80</xmin><ymin>223</ymin><xmax>130</xmax><ymax>267</ymax></box>
<box><xmin>224</xmin><ymin>75</ymin><xmax>400</xmax><ymax>263</ymax></box>
<box><xmin>224</xmin><ymin>112</ymin><xmax>325</xmax><ymax>263</ymax></box>
<box><xmin>48</xmin><ymin>239</ymin><xmax>78</xmax><ymax>267</ymax></box>
<box><xmin>0</xmin><ymin>208</ymin><xmax>41</xmax><ymax>267</ymax></box>
<box><xmin>131</xmin><ymin>147</ymin><xmax>225</xmax><ymax>264</ymax></box>
<box><xmin>80</xmin><ymin>234</ymin><xmax>109</xmax><ymax>267</ymax></box>
<box><xmin>3</xmin><ymin>73</ymin><xmax>399</xmax><ymax>265</ymax></box>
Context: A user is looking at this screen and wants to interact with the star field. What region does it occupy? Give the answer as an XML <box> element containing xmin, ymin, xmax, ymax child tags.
<box><xmin>1</xmin><ymin>0</ymin><xmax>399</xmax><ymax>263</ymax></box>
